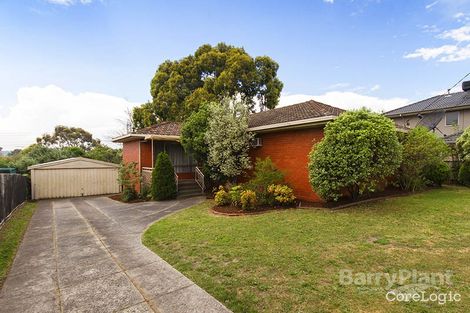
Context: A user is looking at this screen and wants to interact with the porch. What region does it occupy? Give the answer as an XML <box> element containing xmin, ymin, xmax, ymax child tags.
<box><xmin>141</xmin><ymin>140</ymin><xmax>205</xmax><ymax>197</ymax></box>
<box><xmin>113</xmin><ymin>121</ymin><xmax>205</xmax><ymax>197</ymax></box>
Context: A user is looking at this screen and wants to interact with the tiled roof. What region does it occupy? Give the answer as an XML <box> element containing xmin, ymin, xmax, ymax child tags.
<box><xmin>248</xmin><ymin>100</ymin><xmax>344</xmax><ymax>128</ymax></box>
<box><xmin>385</xmin><ymin>91</ymin><xmax>470</xmax><ymax>116</ymax></box>
<box><xmin>134</xmin><ymin>121</ymin><xmax>181</xmax><ymax>136</ymax></box>
<box><xmin>132</xmin><ymin>100</ymin><xmax>344</xmax><ymax>136</ymax></box>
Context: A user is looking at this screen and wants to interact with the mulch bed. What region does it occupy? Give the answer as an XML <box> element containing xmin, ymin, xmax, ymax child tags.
<box><xmin>211</xmin><ymin>188</ymin><xmax>421</xmax><ymax>216</ymax></box>
<box><xmin>108</xmin><ymin>194</ymin><xmax>146</xmax><ymax>203</ymax></box>
<box><xmin>305</xmin><ymin>188</ymin><xmax>415</xmax><ymax>210</ymax></box>
<box><xmin>211</xmin><ymin>205</ymin><xmax>295</xmax><ymax>216</ymax></box>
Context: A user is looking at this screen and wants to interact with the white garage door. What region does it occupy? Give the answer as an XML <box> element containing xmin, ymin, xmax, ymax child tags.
<box><xmin>29</xmin><ymin>157</ymin><xmax>120</xmax><ymax>200</ymax></box>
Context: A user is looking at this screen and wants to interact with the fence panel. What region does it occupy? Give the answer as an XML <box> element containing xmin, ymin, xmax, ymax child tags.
<box><xmin>0</xmin><ymin>174</ymin><xmax>30</xmax><ymax>225</ymax></box>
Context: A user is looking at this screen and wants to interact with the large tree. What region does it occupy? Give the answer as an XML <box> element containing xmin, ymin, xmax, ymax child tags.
<box><xmin>180</xmin><ymin>102</ymin><xmax>211</xmax><ymax>164</ymax></box>
<box><xmin>133</xmin><ymin>43</ymin><xmax>283</xmax><ymax>126</ymax></box>
<box><xmin>36</xmin><ymin>125</ymin><xmax>100</xmax><ymax>150</ymax></box>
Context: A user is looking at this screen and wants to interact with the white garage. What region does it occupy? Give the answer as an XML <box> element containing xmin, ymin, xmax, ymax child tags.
<box><xmin>28</xmin><ymin>157</ymin><xmax>120</xmax><ymax>200</ymax></box>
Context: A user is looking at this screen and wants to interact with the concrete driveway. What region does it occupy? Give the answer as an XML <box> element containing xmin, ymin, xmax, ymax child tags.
<box><xmin>0</xmin><ymin>196</ymin><xmax>231</xmax><ymax>313</ymax></box>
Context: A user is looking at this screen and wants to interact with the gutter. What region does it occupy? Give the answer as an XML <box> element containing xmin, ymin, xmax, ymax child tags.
<box><xmin>112</xmin><ymin>134</ymin><xmax>146</xmax><ymax>143</ymax></box>
<box><xmin>248</xmin><ymin>115</ymin><xmax>337</xmax><ymax>133</ymax></box>
<box><xmin>144</xmin><ymin>135</ymin><xmax>180</xmax><ymax>141</ymax></box>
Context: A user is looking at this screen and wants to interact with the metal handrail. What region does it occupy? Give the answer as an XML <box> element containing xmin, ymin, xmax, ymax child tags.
<box><xmin>195</xmin><ymin>166</ymin><xmax>205</xmax><ymax>192</ymax></box>
<box><xmin>174</xmin><ymin>170</ymin><xmax>179</xmax><ymax>192</ymax></box>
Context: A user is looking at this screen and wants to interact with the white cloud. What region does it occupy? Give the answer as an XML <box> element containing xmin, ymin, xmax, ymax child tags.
<box><xmin>280</xmin><ymin>91</ymin><xmax>409</xmax><ymax>113</ymax></box>
<box><xmin>425</xmin><ymin>1</ymin><xmax>439</xmax><ymax>10</ymax></box>
<box><xmin>0</xmin><ymin>85</ymin><xmax>138</xmax><ymax>150</ymax></box>
<box><xmin>439</xmin><ymin>25</ymin><xmax>470</xmax><ymax>42</ymax></box>
<box><xmin>44</xmin><ymin>0</ymin><xmax>94</xmax><ymax>5</ymax></box>
<box><xmin>420</xmin><ymin>24</ymin><xmax>440</xmax><ymax>33</ymax></box>
<box><xmin>404</xmin><ymin>44</ymin><xmax>458</xmax><ymax>60</ymax></box>
<box><xmin>370</xmin><ymin>84</ymin><xmax>381</xmax><ymax>92</ymax></box>
<box><xmin>406</xmin><ymin>24</ymin><xmax>470</xmax><ymax>62</ymax></box>
<box><xmin>327</xmin><ymin>82</ymin><xmax>350</xmax><ymax>89</ymax></box>
<box><xmin>323</xmin><ymin>0</ymin><xmax>334</xmax><ymax>3</ymax></box>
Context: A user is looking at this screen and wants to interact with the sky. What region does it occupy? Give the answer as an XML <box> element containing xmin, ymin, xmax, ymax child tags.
<box><xmin>1</xmin><ymin>0</ymin><xmax>470</xmax><ymax>150</ymax></box>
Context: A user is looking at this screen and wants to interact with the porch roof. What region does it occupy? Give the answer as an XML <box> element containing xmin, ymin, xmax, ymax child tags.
<box><xmin>112</xmin><ymin>121</ymin><xmax>181</xmax><ymax>143</ymax></box>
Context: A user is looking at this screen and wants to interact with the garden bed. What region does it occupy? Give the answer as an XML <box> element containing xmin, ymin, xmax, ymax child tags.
<box><xmin>318</xmin><ymin>187</ymin><xmax>412</xmax><ymax>209</ymax></box>
<box><xmin>211</xmin><ymin>204</ymin><xmax>298</xmax><ymax>216</ymax></box>
<box><xmin>108</xmin><ymin>194</ymin><xmax>146</xmax><ymax>203</ymax></box>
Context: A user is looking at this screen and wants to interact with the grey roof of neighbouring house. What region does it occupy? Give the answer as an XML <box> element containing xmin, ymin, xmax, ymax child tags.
<box><xmin>385</xmin><ymin>91</ymin><xmax>470</xmax><ymax>117</ymax></box>
<box><xmin>444</xmin><ymin>131</ymin><xmax>463</xmax><ymax>145</ymax></box>
<box><xmin>248</xmin><ymin>100</ymin><xmax>344</xmax><ymax>128</ymax></box>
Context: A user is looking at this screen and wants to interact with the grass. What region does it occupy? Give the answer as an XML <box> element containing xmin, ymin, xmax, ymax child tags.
<box><xmin>0</xmin><ymin>202</ymin><xmax>36</xmax><ymax>287</ymax></box>
<box><xmin>143</xmin><ymin>186</ymin><xmax>470</xmax><ymax>313</ymax></box>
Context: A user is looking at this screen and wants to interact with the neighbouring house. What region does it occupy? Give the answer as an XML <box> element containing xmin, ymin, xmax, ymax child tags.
<box><xmin>384</xmin><ymin>81</ymin><xmax>470</xmax><ymax>144</ymax></box>
<box><xmin>113</xmin><ymin>100</ymin><xmax>344</xmax><ymax>202</ymax></box>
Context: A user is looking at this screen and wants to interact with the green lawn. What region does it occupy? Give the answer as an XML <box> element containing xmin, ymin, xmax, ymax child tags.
<box><xmin>0</xmin><ymin>202</ymin><xmax>36</xmax><ymax>287</ymax></box>
<box><xmin>143</xmin><ymin>186</ymin><xmax>470</xmax><ymax>313</ymax></box>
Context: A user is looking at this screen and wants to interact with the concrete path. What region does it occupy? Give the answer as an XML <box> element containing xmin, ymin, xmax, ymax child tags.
<box><xmin>0</xmin><ymin>196</ymin><xmax>231</xmax><ymax>313</ymax></box>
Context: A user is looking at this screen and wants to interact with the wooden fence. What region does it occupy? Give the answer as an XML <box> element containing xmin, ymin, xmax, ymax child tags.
<box><xmin>0</xmin><ymin>174</ymin><xmax>30</xmax><ymax>225</ymax></box>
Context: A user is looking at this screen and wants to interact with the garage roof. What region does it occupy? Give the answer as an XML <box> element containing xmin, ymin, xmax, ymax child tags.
<box><xmin>27</xmin><ymin>157</ymin><xmax>120</xmax><ymax>170</ymax></box>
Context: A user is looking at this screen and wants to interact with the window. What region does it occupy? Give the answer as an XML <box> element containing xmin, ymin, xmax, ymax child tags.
<box><xmin>445</xmin><ymin>111</ymin><xmax>459</xmax><ymax>126</ymax></box>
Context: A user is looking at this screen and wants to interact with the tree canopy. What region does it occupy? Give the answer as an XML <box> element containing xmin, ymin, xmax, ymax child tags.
<box><xmin>180</xmin><ymin>102</ymin><xmax>211</xmax><ymax>164</ymax></box>
<box><xmin>132</xmin><ymin>43</ymin><xmax>283</xmax><ymax>126</ymax></box>
<box><xmin>308</xmin><ymin>109</ymin><xmax>402</xmax><ymax>201</ymax></box>
<box><xmin>36</xmin><ymin>125</ymin><xmax>100</xmax><ymax>150</ymax></box>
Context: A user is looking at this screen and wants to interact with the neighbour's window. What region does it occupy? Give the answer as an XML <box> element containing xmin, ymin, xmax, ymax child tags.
<box><xmin>445</xmin><ymin>111</ymin><xmax>459</xmax><ymax>126</ymax></box>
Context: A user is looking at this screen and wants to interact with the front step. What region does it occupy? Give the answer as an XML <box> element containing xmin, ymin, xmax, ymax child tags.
<box><xmin>177</xmin><ymin>179</ymin><xmax>203</xmax><ymax>199</ymax></box>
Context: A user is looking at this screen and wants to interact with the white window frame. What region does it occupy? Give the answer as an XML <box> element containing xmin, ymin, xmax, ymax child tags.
<box><xmin>445</xmin><ymin>111</ymin><xmax>459</xmax><ymax>126</ymax></box>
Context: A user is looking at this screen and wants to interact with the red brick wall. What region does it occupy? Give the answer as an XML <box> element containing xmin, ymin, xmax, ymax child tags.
<box><xmin>123</xmin><ymin>141</ymin><xmax>140</xmax><ymax>169</ymax></box>
<box><xmin>249</xmin><ymin>127</ymin><xmax>324</xmax><ymax>202</ymax></box>
<box><xmin>122</xmin><ymin>140</ymin><xmax>144</xmax><ymax>192</ymax></box>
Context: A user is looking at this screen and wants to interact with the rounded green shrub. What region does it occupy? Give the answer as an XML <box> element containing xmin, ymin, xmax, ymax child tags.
<box><xmin>151</xmin><ymin>152</ymin><xmax>177</xmax><ymax>200</ymax></box>
<box><xmin>422</xmin><ymin>161</ymin><xmax>451</xmax><ymax>187</ymax></box>
<box><xmin>214</xmin><ymin>187</ymin><xmax>230</xmax><ymax>206</ymax></box>
<box><xmin>240</xmin><ymin>190</ymin><xmax>257</xmax><ymax>211</ymax></box>
<box><xmin>458</xmin><ymin>161</ymin><xmax>470</xmax><ymax>187</ymax></box>
<box><xmin>308</xmin><ymin>109</ymin><xmax>402</xmax><ymax>201</ymax></box>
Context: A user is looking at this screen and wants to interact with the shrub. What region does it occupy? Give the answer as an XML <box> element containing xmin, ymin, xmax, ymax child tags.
<box><xmin>118</xmin><ymin>162</ymin><xmax>140</xmax><ymax>202</ymax></box>
<box><xmin>458</xmin><ymin>161</ymin><xmax>470</xmax><ymax>187</ymax></box>
<box><xmin>308</xmin><ymin>109</ymin><xmax>402</xmax><ymax>201</ymax></box>
<box><xmin>205</xmin><ymin>99</ymin><xmax>253</xmax><ymax>181</ymax></box>
<box><xmin>229</xmin><ymin>185</ymin><xmax>244</xmax><ymax>207</ymax></box>
<box><xmin>422</xmin><ymin>161</ymin><xmax>451</xmax><ymax>187</ymax></box>
<box><xmin>151</xmin><ymin>152</ymin><xmax>177</xmax><ymax>200</ymax></box>
<box><xmin>214</xmin><ymin>186</ymin><xmax>230</xmax><ymax>206</ymax></box>
<box><xmin>240</xmin><ymin>190</ymin><xmax>257</xmax><ymax>211</ymax></box>
<box><xmin>397</xmin><ymin>127</ymin><xmax>450</xmax><ymax>191</ymax></box>
<box><xmin>246</xmin><ymin>157</ymin><xmax>284</xmax><ymax>205</ymax></box>
<box><xmin>140</xmin><ymin>184</ymin><xmax>152</xmax><ymax>200</ymax></box>
<box><xmin>456</xmin><ymin>126</ymin><xmax>470</xmax><ymax>161</ymax></box>
<box><xmin>121</xmin><ymin>187</ymin><xmax>137</xmax><ymax>202</ymax></box>
<box><xmin>267</xmin><ymin>184</ymin><xmax>296</xmax><ymax>206</ymax></box>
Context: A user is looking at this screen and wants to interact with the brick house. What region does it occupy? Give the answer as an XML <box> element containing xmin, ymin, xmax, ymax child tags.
<box><xmin>113</xmin><ymin>100</ymin><xmax>344</xmax><ymax>201</ymax></box>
